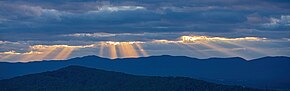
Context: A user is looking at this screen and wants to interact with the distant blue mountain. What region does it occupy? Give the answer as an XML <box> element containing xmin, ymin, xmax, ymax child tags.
<box><xmin>1</xmin><ymin>55</ymin><xmax>290</xmax><ymax>90</ymax></box>
<box><xmin>0</xmin><ymin>66</ymin><xmax>262</xmax><ymax>91</ymax></box>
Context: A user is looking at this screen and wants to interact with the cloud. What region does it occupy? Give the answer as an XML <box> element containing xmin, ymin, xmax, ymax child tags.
<box><xmin>0</xmin><ymin>51</ymin><xmax>21</xmax><ymax>55</ymax></box>
<box><xmin>262</xmin><ymin>15</ymin><xmax>290</xmax><ymax>28</ymax></box>
<box><xmin>181</xmin><ymin>36</ymin><xmax>266</xmax><ymax>42</ymax></box>
<box><xmin>151</xmin><ymin>35</ymin><xmax>267</xmax><ymax>44</ymax></box>
<box><xmin>30</xmin><ymin>44</ymin><xmax>96</xmax><ymax>49</ymax></box>
<box><xmin>63</xmin><ymin>33</ymin><xmax>146</xmax><ymax>38</ymax></box>
<box><xmin>0</xmin><ymin>0</ymin><xmax>289</xmax><ymax>42</ymax></box>
<box><xmin>97</xmin><ymin>5</ymin><xmax>146</xmax><ymax>12</ymax></box>
<box><xmin>0</xmin><ymin>0</ymin><xmax>289</xmax><ymax>61</ymax></box>
<box><xmin>0</xmin><ymin>41</ymin><xmax>20</xmax><ymax>44</ymax></box>
<box><xmin>0</xmin><ymin>50</ymin><xmax>42</xmax><ymax>55</ymax></box>
<box><xmin>61</xmin><ymin>32</ymin><xmax>188</xmax><ymax>42</ymax></box>
<box><xmin>64</xmin><ymin>33</ymin><xmax>117</xmax><ymax>38</ymax></box>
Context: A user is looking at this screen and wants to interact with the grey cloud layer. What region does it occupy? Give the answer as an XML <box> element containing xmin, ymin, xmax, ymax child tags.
<box><xmin>0</xmin><ymin>0</ymin><xmax>289</xmax><ymax>41</ymax></box>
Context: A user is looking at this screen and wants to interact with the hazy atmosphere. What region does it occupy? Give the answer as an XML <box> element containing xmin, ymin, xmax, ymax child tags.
<box><xmin>1</xmin><ymin>0</ymin><xmax>289</xmax><ymax>62</ymax></box>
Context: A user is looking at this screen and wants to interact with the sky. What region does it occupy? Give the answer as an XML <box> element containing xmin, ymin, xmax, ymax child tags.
<box><xmin>0</xmin><ymin>0</ymin><xmax>290</xmax><ymax>62</ymax></box>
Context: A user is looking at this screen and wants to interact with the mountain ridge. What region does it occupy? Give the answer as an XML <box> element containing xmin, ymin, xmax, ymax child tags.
<box><xmin>3</xmin><ymin>55</ymin><xmax>290</xmax><ymax>63</ymax></box>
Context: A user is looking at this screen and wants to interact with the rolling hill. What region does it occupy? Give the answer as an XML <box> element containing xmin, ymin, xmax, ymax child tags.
<box><xmin>0</xmin><ymin>66</ymin><xmax>262</xmax><ymax>91</ymax></box>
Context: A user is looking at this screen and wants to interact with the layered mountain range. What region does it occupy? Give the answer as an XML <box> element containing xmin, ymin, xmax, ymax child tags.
<box><xmin>1</xmin><ymin>55</ymin><xmax>289</xmax><ymax>90</ymax></box>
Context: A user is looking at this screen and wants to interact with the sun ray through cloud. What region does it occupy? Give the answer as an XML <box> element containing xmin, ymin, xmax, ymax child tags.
<box><xmin>54</xmin><ymin>47</ymin><xmax>75</xmax><ymax>60</ymax></box>
<box><xmin>100</xmin><ymin>41</ymin><xmax>145</xmax><ymax>58</ymax></box>
<box><xmin>182</xmin><ymin>44</ymin><xmax>208</xmax><ymax>57</ymax></box>
<box><xmin>223</xmin><ymin>41</ymin><xmax>268</xmax><ymax>55</ymax></box>
<box><xmin>180</xmin><ymin>35</ymin><xmax>255</xmax><ymax>57</ymax></box>
<box><xmin>198</xmin><ymin>41</ymin><xmax>238</xmax><ymax>57</ymax></box>
<box><xmin>120</xmin><ymin>42</ymin><xmax>138</xmax><ymax>58</ymax></box>
<box><xmin>108</xmin><ymin>44</ymin><xmax>118</xmax><ymax>59</ymax></box>
<box><xmin>20</xmin><ymin>51</ymin><xmax>43</xmax><ymax>62</ymax></box>
<box><xmin>99</xmin><ymin>42</ymin><xmax>106</xmax><ymax>57</ymax></box>
<box><xmin>134</xmin><ymin>43</ymin><xmax>148</xmax><ymax>57</ymax></box>
<box><xmin>1</xmin><ymin>55</ymin><xmax>13</xmax><ymax>61</ymax></box>
<box><xmin>0</xmin><ymin>34</ymin><xmax>287</xmax><ymax>62</ymax></box>
<box><xmin>8</xmin><ymin>44</ymin><xmax>96</xmax><ymax>62</ymax></box>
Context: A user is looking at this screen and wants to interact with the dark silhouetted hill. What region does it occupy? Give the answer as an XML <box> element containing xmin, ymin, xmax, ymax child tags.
<box><xmin>0</xmin><ymin>66</ymin><xmax>262</xmax><ymax>91</ymax></box>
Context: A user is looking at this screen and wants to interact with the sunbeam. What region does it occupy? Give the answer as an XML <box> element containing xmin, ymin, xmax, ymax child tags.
<box><xmin>41</xmin><ymin>47</ymin><xmax>59</xmax><ymax>59</ymax></box>
<box><xmin>198</xmin><ymin>41</ymin><xmax>240</xmax><ymax>57</ymax></box>
<box><xmin>98</xmin><ymin>41</ymin><xmax>147</xmax><ymax>59</ymax></box>
<box><xmin>99</xmin><ymin>42</ymin><xmax>105</xmax><ymax>57</ymax></box>
<box><xmin>54</xmin><ymin>47</ymin><xmax>75</xmax><ymax>60</ymax></box>
<box><xmin>0</xmin><ymin>35</ymin><xmax>283</xmax><ymax>62</ymax></box>
<box><xmin>1</xmin><ymin>55</ymin><xmax>13</xmax><ymax>60</ymax></box>
<box><xmin>108</xmin><ymin>44</ymin><xmax>118</xmax><ymax>59</ymax></box>
<box><xmin>119</xmin><ymin>42</ymin><xmax>138</xmax><ymax>58</ymax></box>
<box><xmin>134</xmin><ymin>43</ymin><xmax>148</xmax><ymax>57</ymax></box>
<box><xmin>20</xmin><ymin>51</ymin><xmax>43</xmax><ymax>62</ymax></box>
<box><xmin>179</xmin><ymin>35</ymin><xmax>263</xmax><ymax>57</ymax></box>
<box><xmin>182</xmin><ymin>44</ymin><xmax>208</xmax><ymax>57</ymax></box>
<box><xmin>223</xmin><ymin>41</ymin><xmax>267</xmax><ymax>55</ymax></box>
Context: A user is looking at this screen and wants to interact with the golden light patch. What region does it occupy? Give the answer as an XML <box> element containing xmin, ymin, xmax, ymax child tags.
<box><xmin>3</xmin><ymin>44</ymin><xmax>96</xmax><ymax>62</ymax></box>
<box><xmin>32</xmin><ymin>44</ymin><xmax>95</xmax><ymax>60</ymax></box>
<box><xmin>108</xmin><ymin>44</ymin><xmax>118</xmax><ymax>59</ymax></box>
<box><xmin>118</xmin><ymin>42</ymin><xmax>138</xmax><ymax>58</ymax></box>
<box><xmin>97</xmin><ymin>41</ymin><xmax>147</xmax><ymax>59</ymax></box>
<box><xmin>20</xmin><ymin>51</ymin><xmax>43</xmax><ymax>62</ymax></box>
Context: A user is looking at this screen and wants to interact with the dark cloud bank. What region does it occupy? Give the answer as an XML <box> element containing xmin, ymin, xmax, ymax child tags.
<box><xmin>0</xmin><ymin>0</ymin><xmax>289</xmax><ymax>41</ymax></box>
